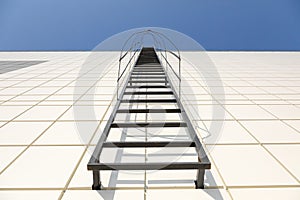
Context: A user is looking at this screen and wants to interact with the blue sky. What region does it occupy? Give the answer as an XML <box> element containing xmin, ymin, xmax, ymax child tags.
<box><xmin>0</xmin><ymin>0</ymin><xmax>299</xmax><ymax>50</ymax></box>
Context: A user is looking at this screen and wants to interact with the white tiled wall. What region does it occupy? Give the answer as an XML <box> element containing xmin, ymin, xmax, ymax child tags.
<box><xmin>0</xmin><ymin>51</ymin><xmax>299</xmax><ymax>200</ymax></box>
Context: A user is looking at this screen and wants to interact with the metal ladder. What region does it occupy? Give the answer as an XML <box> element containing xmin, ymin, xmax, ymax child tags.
<box><xmin>88</xmin><ymin>47</ymin><xmax>211</xmax><ymax>190</ymax></box>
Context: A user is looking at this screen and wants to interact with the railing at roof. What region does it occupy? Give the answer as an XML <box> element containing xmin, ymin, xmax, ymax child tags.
<box><xmin>117</xmin><ymin>29</ymin><xmax>182</xmax><ymax>100</ymax></box>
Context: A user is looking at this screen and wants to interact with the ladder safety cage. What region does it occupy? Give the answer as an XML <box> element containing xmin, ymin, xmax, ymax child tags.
<box><xmin>88</xmin><ymin>30</ymin><xmax>211</xmax><ymax>190</ymax></box>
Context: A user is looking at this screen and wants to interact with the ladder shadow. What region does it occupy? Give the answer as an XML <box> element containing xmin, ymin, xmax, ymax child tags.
<box><xmin>96</xmin><ymin>171</ymin><xmax>224</xmax><ymax>200</ymax></box>
<box><xmin>96</xmin><ymin>127</ymin><xmax>224</xmax><ymax>200</ymax></box>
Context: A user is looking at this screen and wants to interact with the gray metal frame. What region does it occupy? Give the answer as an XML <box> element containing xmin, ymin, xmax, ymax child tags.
<box><xmin>88</xmin><ymin>44</ymin><xmax>210</xmax><ymax>190</ymax></box>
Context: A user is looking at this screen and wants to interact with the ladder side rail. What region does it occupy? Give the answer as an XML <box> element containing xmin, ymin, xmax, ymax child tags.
<box><xmin>117</xmin><ymin>44</ymin><xmax>141</xmax><ymax>100</ymax></box>
<box><xmin>89</xmin><ymin>49</ymin><xmax>142</xmax><ymax>165</ymax></box>
<box><xmin>157</xmin><ymin>51</ymin><xmax>210</xmax><ymax>165</ymax></box>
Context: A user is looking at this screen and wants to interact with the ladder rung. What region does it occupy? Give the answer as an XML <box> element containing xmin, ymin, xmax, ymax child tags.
<box><xmin>88</xmin><ymin>162</ymin><xmax>211</xmax><ymax>171</ymax></box>
<box><xmin>134</xmin><ymin>67</ymin><xmax>162</xmax><ymax>69</ymax></box>
<box><xmin>133</xmin><ymin>70</ymin><xmax>163</xmax><ymax>72</ymax></box>
<box><xmin>138</xmin><ymin>59</ymin><xmax>158</xmax><ymax>60</ymax></box>
<box><xmin>130</xmin><ymin>76</ymin><xmax>166</xmax><ymax>79</ymax></box>
<box><xmin>137</xmin><ymin>57</ymin><xmax>158</xmax><ymax>59</ymax></box>
<box><xmin>124</xmin><ymin>91</ymin><xmax>173</xmax><ymax>95</ymax></box>
<box><xmin>121</xmin><ymin>99</ymin><xmax>176</xmax><ymax>103</ymax></box>
<box><xmin>136</xmin><ymin>63</ymin><xmax>160</xmax><ymax>65</ymax></box>
<box><xmin>131</xmin><ymin>73</ymin><xmax>165</xmax><ymax>76</ymax></box>
<box><xmin>133</xmin><ymin>69</ymin><xmax>162</xmax><ymax>71</ymax></box>
<box><xmin>126</xmin><ymin>85</ymin><xmax>170</xmax><ymax>88</ymax></box>
<box><xmin>111</xmin><ymin>122</ymin><xmax>187</xmax><ymax>128</ymax></box>
<box><xmin>117</xmin><ymin>108</ymin><xmax>181</xmax><ymax>113</ymax></box>
<box><xmin>133</xmin><ymin>69</ymin><xmax>163</xmax><ymax>71</ymax></box>
<box><xmin>135</xmin><ymin>64</ymin><xmax>161</xmax><ymax>67</ymax></box>
<box><xmin>103</xmin><ymin>141</ymin><xmax>195</xmax><ymax>148</ymax></box>
<box><xmin>128</xmin><ymin>80</ymin><xmax>167</xmax><ymax>83</ymax></box>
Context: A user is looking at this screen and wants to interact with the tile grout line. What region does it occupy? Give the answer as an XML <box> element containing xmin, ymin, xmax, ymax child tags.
<box><xmin>57</xmin><ymin>54</ymin><xmax>120</xmax><ymax>200</ymax></box>
<box><xmin>223</xmin><ymin>78</ymin><xmax>300</xmax><ymax>184</ymax></box>
<box><xmin>0</xmin><ymin>55</ymin><xmax>115</xmax><ymax>129</ymax></box>
<box><xmin>0</xmin><ymin>54</ymin><xmax>115</xmax><ymax>174</ymax></box>
<box><xmin>182</xmin><ymin>58</ymin><xmax>234</xmax><ymax>200</ymax></box>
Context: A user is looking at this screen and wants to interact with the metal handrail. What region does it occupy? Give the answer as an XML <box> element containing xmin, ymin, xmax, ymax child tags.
<box><xmin>117</xmin><ymin>48</ymin><xmax>139</xmax><ymax>82</ymax></box>
<box><xmin>140</xmin><ymin>30</ymin><xmax>181</xmax><ymax>99</ymax></box>
<box><xmin>149</xmin><ymin>31</ymin><xmax>181</xmax><ymax>99</ymax></box>
<box><xmin>117</xmin><ymin>29</ymin><xmax>182</xmax><ymax>99</ymax></box>
<box><xmin>160</xmin><ymin>53</ymin><xmax>180</xmax><ymax>80</ymax></box>
<box><xmin>158</xmin><ymin>49</ymin><xmax>182</xmax><ymax>99</ymax></box>
<box><xmin>119</xmin><ymin>30</ymin><xmax>149</xmax><ymax>62</ymax></box>
<box><xmin>117</xmin><ymin>41</ymin><xmax>141</xmax><ymax>100</ymax></box>
<box><xmin>151</xmin><ymin>30</ymin><xmax>181</xmax><ymax>57</ymax></box>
